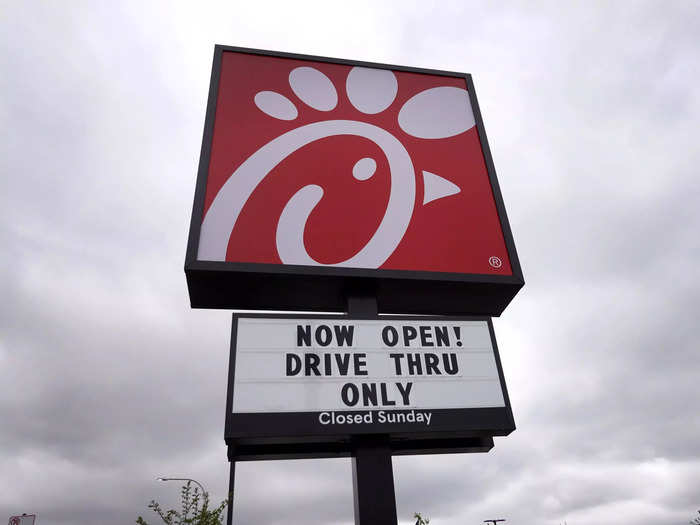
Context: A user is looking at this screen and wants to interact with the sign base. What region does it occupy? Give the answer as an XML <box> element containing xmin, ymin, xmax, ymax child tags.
<box><xmin>352</xmin><ymin>437</ymin><xmax>397</xmax><ymax>525</ymax></box>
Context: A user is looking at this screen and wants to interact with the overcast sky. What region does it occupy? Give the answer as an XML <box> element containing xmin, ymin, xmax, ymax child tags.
<box><xmin>2</xmin><ymin>1</ymin><xmax>700</xmax><ymax>524</ymax></box>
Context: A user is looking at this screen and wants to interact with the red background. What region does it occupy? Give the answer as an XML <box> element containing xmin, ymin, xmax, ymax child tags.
<box><xmin>202</xmin><ymin>51</ymin><xmax>512</xmax><ymax>275</ymax></box>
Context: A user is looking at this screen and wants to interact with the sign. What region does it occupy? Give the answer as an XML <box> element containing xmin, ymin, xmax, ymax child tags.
<box><xmin>226</xmin><ymin>315</ymin><xmax>514</xmax><ymax>459</ymax></box>
<box><xmin>8</xmin><ymin>516</ymin><xmax>35</xmax><ymax>525</ymax></box>
<box><xmin>185</xmin><ymin>46</ymin><xmax>523</xmax><ymax>315</ymax></box>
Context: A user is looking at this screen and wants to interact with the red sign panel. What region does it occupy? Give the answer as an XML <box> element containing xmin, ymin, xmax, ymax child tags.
<box><xmin>198</xmin><ymin>51</ymin><xmax>510</xmax><ymax>274</ymax></box>
<box><xmin>186</xmin><ymin>46</ymin><xmax>523</xmax><ymax>315</ymax></box>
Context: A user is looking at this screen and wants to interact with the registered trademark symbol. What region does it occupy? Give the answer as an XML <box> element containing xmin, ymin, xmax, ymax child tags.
<box><xmin>488</xmin><ymin>256</ymin><xmax>502</xmax><ymax>269</ymax></box>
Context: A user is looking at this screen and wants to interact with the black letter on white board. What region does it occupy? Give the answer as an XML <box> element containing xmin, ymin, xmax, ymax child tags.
<box><xmin>286</xmin><ymin>354</ymin><xmax>301</xmax><ymax>376</ymax></box>
<box><xmin>297</xmin><ymin>325</ymin><xmax>311</xmax><ymax>347</ymax></box>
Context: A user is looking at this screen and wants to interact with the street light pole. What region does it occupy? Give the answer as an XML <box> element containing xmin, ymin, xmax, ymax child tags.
<box><xmin>157</xmin><ymin>477</ymin><xmax>207</xmax><ymax>495</ymax></box>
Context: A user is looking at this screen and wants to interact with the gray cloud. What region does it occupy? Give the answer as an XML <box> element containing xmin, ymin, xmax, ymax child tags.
<box><xmin>1</xmin><ymin>2</ymin><xmax>699</xmax><ymax>525</ymax></box>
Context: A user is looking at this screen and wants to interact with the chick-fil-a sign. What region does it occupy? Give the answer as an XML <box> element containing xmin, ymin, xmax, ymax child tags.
<box><xmin>186</xmin><ymin>47</ymin><xmax>523</xmax><ymax>314</ymax></box>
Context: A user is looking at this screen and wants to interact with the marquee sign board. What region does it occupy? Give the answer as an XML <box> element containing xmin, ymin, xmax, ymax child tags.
<box><xmin>225</xmin><ymin>315</ymin><xmax>514</xmax><ymax>460</ymax></box>
<box><xmin>185</xmin><ymin>46</ymin><xmax>523</xmax><ymax>315</ymax></box>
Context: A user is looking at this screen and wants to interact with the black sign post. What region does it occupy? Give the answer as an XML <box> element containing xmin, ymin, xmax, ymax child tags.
<box><xmin>347</xmin><ymin>295</ymin><xmax>398</xmax><ymax>525</ymax></box>
<box><xmin>226</xmin><ymin>461</ymin><xmax>235</xmax><ymax>525</ymax></box>
<box><xmin>353</xmin><ymin>437</ymin><xmax>398</xmax><ymax>524</ymax></box>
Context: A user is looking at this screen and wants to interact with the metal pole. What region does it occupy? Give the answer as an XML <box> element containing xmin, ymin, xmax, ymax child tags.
<box><xmin>226</xmin><ymin>460</ymin><xmax>235</xmax><ymax>525</ymax></box>
<box><xmin>352</xmin><ymin>437</ymin><xmax>397</xmax><ymax>525</ymax></box>
<box><xmin>347</xmin><ymin>294</ymin><xmax>398</xmax><ymax>525</ymax></box>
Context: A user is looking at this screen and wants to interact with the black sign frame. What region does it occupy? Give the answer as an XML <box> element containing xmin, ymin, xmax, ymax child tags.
<box><xmin>225</xmin><ymin>313</ymin><xmax>514</xmax><ymax>461</ymax></box>
<box><xmin>185</xmin><ymin>45</ymin><xmax>524</xmax><ymax>316</ymax></box>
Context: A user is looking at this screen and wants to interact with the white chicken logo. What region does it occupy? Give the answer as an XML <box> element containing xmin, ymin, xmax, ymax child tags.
<box><xmin>198</xmin><ymin>65</ymin><xmax>475</xmax><ymax>268</ymax></box>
